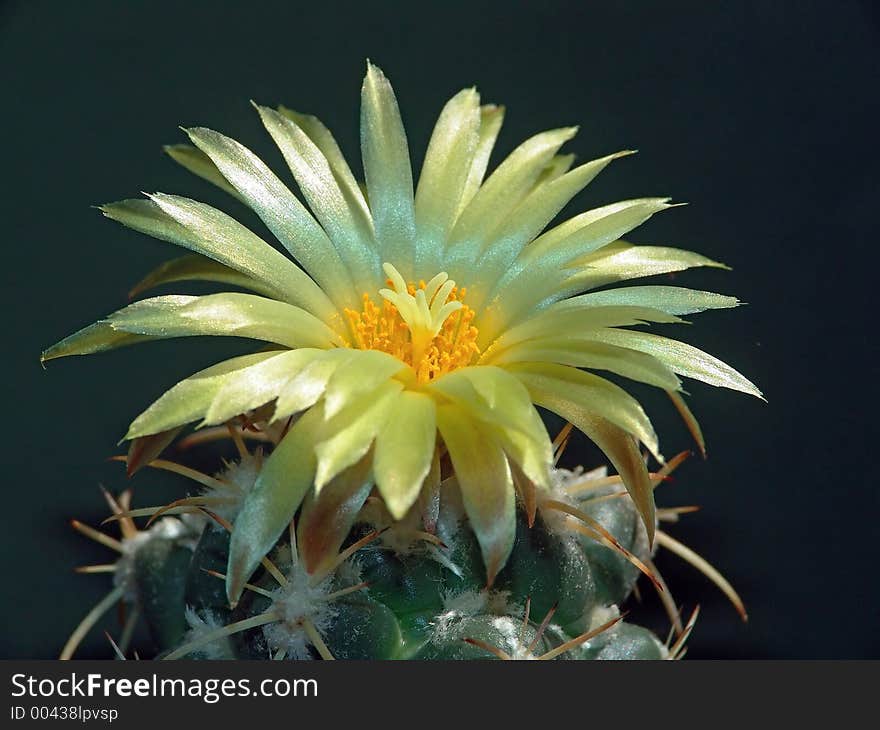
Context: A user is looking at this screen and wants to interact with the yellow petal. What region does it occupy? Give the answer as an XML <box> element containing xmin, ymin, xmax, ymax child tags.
<box><xmin>314</xmin><ymin>380</ymin><xmax>403</xmax><ymax>491</ymax></box>
<box><xmin>373</xmin><ymin>391</ymin><xmax>436</xmax><ymax>519</ymax></box>
<box><xmin>508</xmin><ymin>361</ymin><xmax>661</xmax><ymax>461</ymax></box>
<box><xmin>436</xmin><ymin>403</ymin><xmax>515</xmax><ymax>585</ymax></box>
<box><xmin>515</xmin><ymin>367</ymin><xmax>655</xmax><ymax>543</ymax></box>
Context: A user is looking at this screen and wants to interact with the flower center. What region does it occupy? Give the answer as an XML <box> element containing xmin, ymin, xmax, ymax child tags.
<box><xmin>344</xmin><ymin>263</ymin><xmax>480</xmax><ymax>383</ymax></box>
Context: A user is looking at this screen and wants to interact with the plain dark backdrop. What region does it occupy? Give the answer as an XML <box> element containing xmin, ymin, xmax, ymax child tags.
<box><xmin>2</xmin><ymin>0</ymin><xmax>877</xmax><ymax>659</ymax></box>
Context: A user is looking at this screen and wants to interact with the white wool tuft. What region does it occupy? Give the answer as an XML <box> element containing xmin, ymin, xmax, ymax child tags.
<box><xmin>433</xmin><ymin>589</ymin><xmax>515</xmax><ymax>641</ymax></box>
<box><xmin>181</xmin><ymin>608</ymin><xmax>236</xmax><ymax>659</ymax></box>
<box><xmin>206</xmin><ymin>453</ymin><xmax>262</xmax><ymax>523</ymax></box>
<box><xmin>261</xmin><ymin>563</ymin><xmax>339</xmax><ymax>660</ymax></box>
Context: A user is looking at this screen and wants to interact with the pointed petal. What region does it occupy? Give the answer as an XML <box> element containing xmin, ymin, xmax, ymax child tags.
<box><xmin>108</xmin><ymin>293</ymin><xmax>344</xmax><ymax>350</ymax></box>
<box><xmin>184</xmin><ymin>127</ymin><xmax>357</xmax><ymax>309</ymax></box>
<box><xmin>485</xmin><ymin>151</ymin><xmax>632</xmax><ymax>263</ymax></box>
<box><xmin>42</xmin><ymin>322</ymin><xmax>149</xmax><ymax>363</ymax></box>
<box><xmin>556</xmin><ymin>286</ymin><xmax>740</xmax><ymax>315</ymax></box>
<box><xmin>373</xmin><ymin>390</ymin><xmax>436</xmax><ymax>519</ymax></box>
<box><xmin>436</xmin><ymin>404</ymin><xmax>516</xmax><ymax>584</ymax></box>
<box><xmin>297</xmin><ymin>456</ymin><xmax>373</xmax><ymax>574</ymax></box>
<box><xmin>514</xmin><ymin>368</ymin><xmax>655</xmax><ymax>542</ymax></box>
<box><xmin>489</xmin><ymin>305</ymin><xmax>684</xmax><ymax>354</ymax></box>
<box><xmin>272</xmin><ymin>351</ymin><xmax>352</xmax><ymax>422</ymax></box>
<box><xmin>313</xmin><ymin>379</ymin><xmax>403</xmax><ymax>490</ymax></box>
<box><xmin>163</xmin><ymin>144</ymin><xmax>244</xmax><ymax>201</ymax></box>
<box><xmin>667</xmin><ymin>390</ymin><xmax>707</xmax><ymax>458</ymax></box>
<box><xmin>448</xmin><ymin>127</ymin><xmax>577</xmax><ymax>257</ymax></box>
<box><xmin>508</xmin><ymin>362</ymin><xmax>661</xmax><ymax>461</ymax></box>
<box><xmin>457</xmin><ymin>104</ymin><xmax>505</xmax><ymax>214</ymax></box>
<box><xmin>414</xmin><ymin>88</ymin><xmax>480</xmax><ymax>260</ymax></box>
<box><xmin>129</xmin><ymin>254</ymin><xmax>276</xmax><ymax>299</ymax></box>
<box><xmin>102</xmin><ymin>195</ymin><xmax>330</xmax><ymax>315</ymax></box>
<box><xmin>278</xmin><ymin>106</ymin><xmax>370</xmax><ymax>217</ymax></box>
<box><xmin>472</xmin><ymin>152</ymin><xmax>635</xmax><ymax>309</ymax></box>
<box><xmin>126</xmin><ymin>427</ymin><xmax>182</xmax><ymax>476</ymax></box>
<box><xmin>490</xmin><ymin>340</ymin><xmax>681</xmax><ymax>391</ymax></box>
<box><xmin>480</xmin><ymin>198</ymin><xmax>676</xmax><ymax>341</ymax></box>
<box><xmin>126</xmin><ymin>353</ymin><xmax>278</xmax><ymax>439</ymax></box>
<box><xmin>530</xmin><ymin>153</ymin><xmax>576</xmax><ymax>189</ymax></box>
<box><xmin>361</xmin><ymin>62</ymin><xmax>416</xmax><ymax>278</ymax></box>
<box><xmin>227</xmin><ymin>405</ymin><xmax>323</xmax><ymax>603</ymax></box>
<box><xmin>256</xmin><ymin>104</ymin><xmax>380</xmax><ymax>289</ymax></box>
<box><xmin>587</xmin><ymin>329</ymin><xmax>764</xmax><ymax>399</ymax></box>
<box><xmin>322</xmin><ymin>350</ymin><xmax>407</xmax><ymax>419</ymax></box>
<box><xmin>431</xmin><ymin>367</ymin><xmax>552</xmax><ymax>489</ymax></box>
<box><xmin>527</xmin><ymin>198</ymin><xmax>676</xmax><ymax>265</ymax></box>
<box><xmin>565</xmin><ymin>241</ymin><xmax>729</xmax><ymax>291</ymax></box>
<box><xmin>203</xmin><ymin>349</ymin><xmax>324</xmax><ymax>426</ymax></box>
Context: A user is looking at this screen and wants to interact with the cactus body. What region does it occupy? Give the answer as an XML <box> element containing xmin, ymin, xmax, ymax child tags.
<box><xmin>96</xmin><ymin>460</ymin><xmax>668</xmax><ymax>661</ymax></box>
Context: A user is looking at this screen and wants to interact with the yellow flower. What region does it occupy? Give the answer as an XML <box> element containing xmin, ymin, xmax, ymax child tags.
<box><xmin>43</xmin><ymin>63</ymin><xmax>761</xmax><ymax>603</ymax></box>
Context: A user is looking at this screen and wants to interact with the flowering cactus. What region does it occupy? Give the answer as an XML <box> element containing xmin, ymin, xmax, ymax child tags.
<box><xmin>46</xmin><ymin>63</ymin><xmax>760</xmax><ymax>660</ymax></box>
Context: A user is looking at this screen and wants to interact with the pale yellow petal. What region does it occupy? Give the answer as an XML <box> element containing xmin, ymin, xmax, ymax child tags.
<box><xmin>436</xmin><ymin>403</ymin><xmax>516</xmax><ymax>584</ymax></box>
<box><xmin>314</xmin><ymin>380</ymin><xmax>403</xmax><ymax>491</ymax></box>
<box><xmin>373</xmin><ymin>391</ymin><xmax>437</xmax><ymax>519</ymax></box>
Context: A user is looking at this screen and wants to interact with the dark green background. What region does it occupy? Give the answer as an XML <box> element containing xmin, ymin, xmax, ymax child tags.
<box><xmin>2</xmin><ymin>0</ymin><xmax>876</xmax><ymax>658</ymax></box>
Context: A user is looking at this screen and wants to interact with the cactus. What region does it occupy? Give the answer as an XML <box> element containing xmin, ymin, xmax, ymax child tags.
<box><xmin>46</xmin><ymin>63</ymin><xmax>760</xmax><ymax>660</ymax></box>
<box><xmin>64</xmin><ymin>450</ymin><xmax>724</xmax><ymax>660</ymax></box>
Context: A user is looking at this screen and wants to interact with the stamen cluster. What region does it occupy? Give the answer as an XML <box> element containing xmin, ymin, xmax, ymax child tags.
<box><xmin>345</xmin><ymin>263</ymin><xmax>480</xmax><ymax>383</ymax></box>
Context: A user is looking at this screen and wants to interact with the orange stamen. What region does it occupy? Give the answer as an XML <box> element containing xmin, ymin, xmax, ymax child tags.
<box><xmin>344</xmin><ymin>278</ymin><xmax>480</xmax><ymax>384</ymax></box>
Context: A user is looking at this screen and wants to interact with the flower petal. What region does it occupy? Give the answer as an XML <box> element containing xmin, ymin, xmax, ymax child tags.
<box><xmin>470</xmin><ymin>151</ymin><xmax>634</xmax><ymax>313</ymax></box>
<box><xmin>555</xmin><ymin>285</ymin><xmax>740</xmax><ymax>315</ymax></box>
<box><xmin>184</xmin><ymin>126</ymin><xmax>357</xmax><ymax>309</ymax></box>
<box><xmin>227</xmin><ymin>405</ymin><xmax>324</xmax><ymax>603</ymax></box>
<box><xmin>447</xmin><ymin>127</ymin><xmax>578</xmax><ymax>262</ymax></box>
<box><xmin>514</xmin><ymin>369</ymin><xmax>656</xmax><ymax>543</ymax></box>
<box><xmin>578</xmin><ymin>416</ymin><xmax>655</xmax><ymax>545</ymax></box>
<box><xmin>314</xmin><ymin>379</ymin><xmax>403</xmax><ymax>491</ymax></box>
<box><xmin>456</xmin><ymin>104</ymin><xmax>505</xmax><ymax>215</ymax></box>
<box><xmin>108</xmin><ymin>293</ymin><xmax>344</xmax><ymax>350</ymax></box>
<box><xmin>272</xmin><ymin>351</ymin><xmax>352</xmax><ymax>422</ymax></box>
<box><xmin>373</xmin><ymin>391</ymin><xmax>437</xmax><ymax>519</ymax></box>
<box><xmin>414</xmin><ymin>88</ymin><xmax>480</xmax><ymax>264</ymax></box>
<box><xmin>297</xmin><ymin>456</ymin><xmax>374</xmax><ymax>574</ymax></box>
<box><xmin>528</xmin><ymin>198</ymin><xmax>676</xmax><ymax>266</ymax></box>
<box><xmin>277</xmin><ymin>106</ymin><xmax>371</xmax><ymax>220</ymax></box>
<box><xmin>256</xmin><ymin>104</ymin><xmax>380</xmax><ymax>289</ymax></box>
<box><xmin>42</xmin><ymin>322</ymin><xmax>149</xmax><ymax>363</ymax></box>
<box><xmin>323</xmin><ymin>350</ymin><xmax>407</xmax><ymax>419</ymax></box>
<box><xmin>531</xmin><ymin>153</ymin><xmax>576</xmax><ymax>188</ymax></box>
<box><xmin>485</xmin><ymin>151</ymin><xmax>632</xmax><ymax>263</ymax></box>
<box><xmin>432</xmin><ymin>367</ymin><xmax>552</xmax><ymax>489</ymax></box>
<box><xmin>586</xmin><ymin>329</ymin><xmax>764</xmax><ymax>399</ymax></box>
<box><xmin>565</xmin><ymin>240</ymin><xmax>729</xmax><ymax>292</ymax></box>
<box><xmin>667</xmin><ymin>389</ymin><xmax>707</xmax><ymax>458</ymax></box>
<box><xmin>508</xmin><ymin>361</ymin><xmax>661</xmax><ymax>461</ymax></box>
<box><xmin>128</xmin><ymin>254</ymin><xmax>276</xmax><ymax>299</ymax></box>
<box><xmin>125</xmin><ymin>352</ymin><xmax>278</xmax><ymax>439</ymax></box>
<box><xmin>488</xmin><ymin>304</ymin><xmax>684</xmax><ymax>354</ymax></box>
<box><xmin>436</xmin><ymin>403</ymin><xmax>516</xmax><ymax>585</ymax></box>
<box><xmin>203</xmin><ymin>349</ymin><xmax>324</xmax><ymax>426</ymax></box>
<box><xmin>480</xmin><ymin>198</ymin><xmax>676</xmax><ymax>339</ymax></box>
<box><xmin>491</xmin><ymin>340</ymin><xmax>681</xmax><ymax>391</ymax></box>
<box><xmin>361</xmin><ymin>62</ymin><xmax>416</xmax><ymax>279</ymax></box>
<box><xmin>163</xmin><ymin>144</ymin><xmax>244</xmax><ymax>201</ymax></box>
<box><xmin>102</xmin><ymin>195</ymin><xmax>329</xmax><ymax>316</ymax></box>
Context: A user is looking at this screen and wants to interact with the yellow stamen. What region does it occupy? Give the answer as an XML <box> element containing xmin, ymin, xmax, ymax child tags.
<box><xmin>344</xmin><ymin>263</ymin><xmax>480</xmax><ymax>384</ymax></box>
